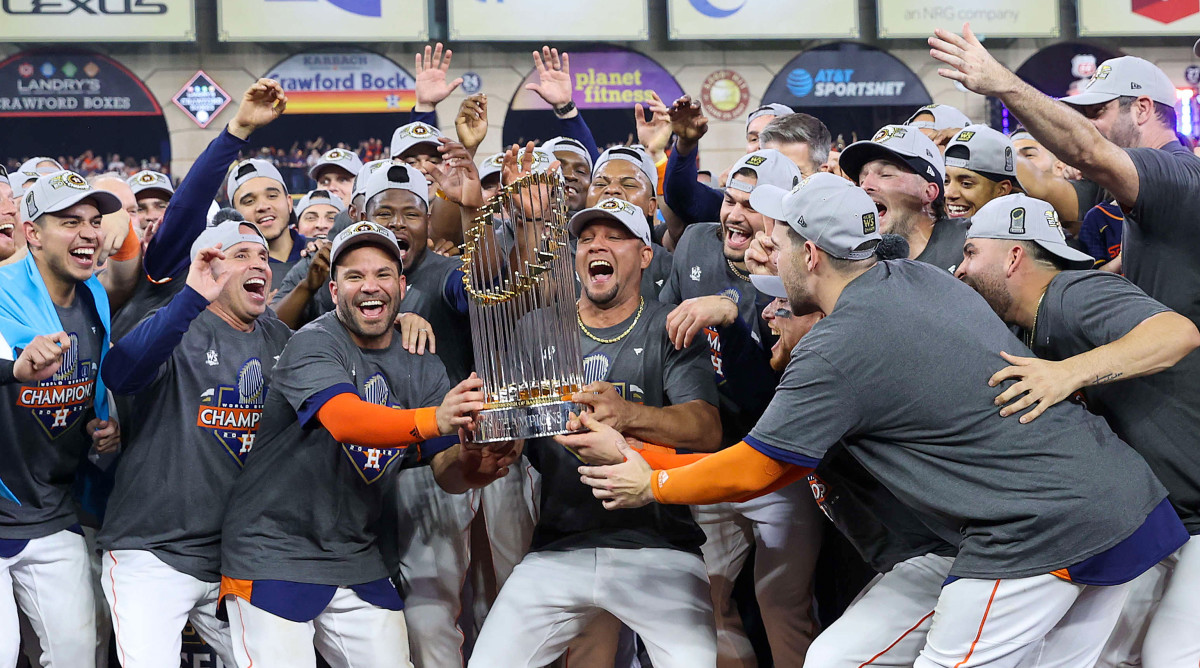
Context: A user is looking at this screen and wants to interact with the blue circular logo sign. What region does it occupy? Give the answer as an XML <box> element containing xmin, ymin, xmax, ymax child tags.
<box><xmin>786</xmin><ymin>69</ymin><xmax>813</xmax><ymax>98</ymax></box>
<box><xmin>461</xmin><ymin>71</ymin><xmax>482</xmax><ymax>95</ymax></box>
<box><xmin>688</xmin><ymin>0</ymin><xmax>746</xmax><ymax>18</ymax></box>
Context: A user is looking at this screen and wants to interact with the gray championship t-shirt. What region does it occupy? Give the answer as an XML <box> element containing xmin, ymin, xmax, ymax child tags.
<box><xmin>526</xmin><ymin>299</ymin><xmax>714</xmax><ymax>554</ymax></box>
<box><xmin>1029</xmin><ymin>270</ymin><xmax>1200</xmax><ymax>532</ymax></box>
<box><xmin>0</xmin><ymin>296</ymin><xmax>102</xmax><ymax>538</ymax></box>
<box><xmin>748</xmin><ymin>259</ymin><xmax>1167</xmax><ymax>579</ymax></box>
<box><xmin>98</xmin><ymin>307</ymin><xmax>293</xmax><ymax>582</ymax></box>
<box><xmin>1125</xmin><ymin>141</ymin><xmax>1200</xmax><ymax>325</ymax></box>
<box><xmin>220</xmin><ymin>311</ymin><xmax>453</xmax><ymax>585</ymax></box>
<box><xmin>659</xmin><ymin>222</ymin><xmax>770</xmax><ymax>444</ymax></box>
<box><xmin>915</xmin><ymin>216</ymin><xmax>969</xmax><ymax>273</ymax></box>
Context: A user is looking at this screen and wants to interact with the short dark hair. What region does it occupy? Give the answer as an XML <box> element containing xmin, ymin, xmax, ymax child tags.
<box><xmin>1021</xmin><ymin>240</ymin><xmax>1074</xmax><ymax>271</ymax></box>
<box><xmin>1117</xmin><ymin>95</ymin><xmax>1177</xmax><ymax>131</ymax></box>
<box><xmin>786</xmin><ymin>225</ymin><xmax>876</xmax><ymax>273</ymax></box>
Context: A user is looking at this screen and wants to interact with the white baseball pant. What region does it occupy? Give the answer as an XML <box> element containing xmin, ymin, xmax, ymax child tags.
<box><xmin>226</xmin><ymin>587</ymin><xmax>412</xmax><ymax>668</ymax></box>
<box><xmin>0</xmin><ymin>528</ymin><xmax>96</xmax><ymax>668</ymax></box>
<box><xmin>469</xmin><ymin>547</ymin><xmax>717</xmax><ymax>668</ymax></box>
<box><xmin>916</xmin><ymin>574</ymin><xmax>1131</xmax><ymax>668</ymax></box>
<box><xmin>806</xmin><ymin>553</ymin><xmax>953</xmax><ymax>668</ymax></box>
<box><xmin>1140</xmin><ymin>533</ymin><xmax>1200</xmax><ymax>667</ymax></box>
<box><xmin>102</xmin><ymin>549</ymin><xmax>236</xmax><ymax>668</ymax></box>
<box><xmin>1096</xmin><ymin>560</ymin><xmax>1167</xmax><ymax>668</ymax></box>
<box><xmin>82</xmin><ymin>527</ymin><xmax>111</xmax><ymax>668</ymax></box>
<box><xmin>693</xmin><ymin>483</ymin><xmax>824</xmax><ymax>667</ymax></box>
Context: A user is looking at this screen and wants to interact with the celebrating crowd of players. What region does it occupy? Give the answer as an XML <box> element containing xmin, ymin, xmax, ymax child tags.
<box><xmin>2</xmin><ymin>28</ymin><xmax>1199</xmax><ymax>668</ymax></box>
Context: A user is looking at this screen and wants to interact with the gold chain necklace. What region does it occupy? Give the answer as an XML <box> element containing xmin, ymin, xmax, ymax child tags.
<box><xmin>1024</xmin><ymin>289</ymin><xmax>1048</xmax><ymax>349</ymax></box>
<box><xmin>578</xmin><ymin>298</ymin><xmax>645</xmax><ymax>344</ymax></box>
<box><xmin>726</xmin><ymin>258</ymin><xmax>751</xmax><ymax>282</ymax></box>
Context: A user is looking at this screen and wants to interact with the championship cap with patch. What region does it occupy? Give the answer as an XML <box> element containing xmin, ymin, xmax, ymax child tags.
<box><xmin>726</xmin><ymin>149</ymin><xmax>804</xmax><ymax>195</ymax></box>
<box><xmin>362</xmin><ymin>162</ymin><xmax>430</xmax><ymax>210</ymax></box>
<box><xmin>23</xmin><ymin>170</ymin><xmax>121</xmax><ymax>221</ymax></box>
<box><xmin>944</xmin><ymin>124</ymin><xmax>1019</xmax><ymax>183</ymax></box>
<box><xmin>904</xmin><ymin>104</ymin><xmax>972</xmax><ymax>131</ymax></box>
<box><xmin>1060</xmin><ymin>56</ymin><xmax>1176</xmax><ymax>107</ymax></box>
<box><xmin>390</xmin><ymin>122</ymin><xmax>443</xmax><ymax>158</ymax></box>
<box><xmin>746</xmin><ymin>103</ymin><xmax>794</xmax><ymax>130</ymax></box>
<box><xmin>226</xmin><ymin>159</ymin><xmax>287</xmax><ymax>202</ymax></box>
<box><xmin>568</xmin><ymin>198</ymin><xmax>652</xmax><ymax>246</ymax></box>
<box><xmin>18</xmin><ymin>157</ymin><xmax>64</xmax><ymax>177</ymax></box>
<box><xmin>189</xmin><ymin>219</ymin><xmax>268</xmax><ymax>262</ymax></box>
<box><xmin>543</xmin><ymin>136</ymin><xmax>593</xmax><ymax>170</ymax></box>
<box><xmin>966</xmin><ymin>194</ymin><xmax>1094</xmax><ymax>269</ymax></box>
<box><xmin>478</xmin><ymin>152</ymin><xmax>505</xmax><ymax>182</ymax></box>
<box><xmin>352</xmin><ymin>159</ymin><xmax>391</xmax><ymax>201</ymax></box>
<box><xmin>127</xmin><ymin>170</ymin><xmax>175</xmax><ymax>199</ymax></box>
<box><xmin>750</xmin><ymin>172</ymin><xmax>882</xmax><ymax>261</ymax></box>
<box><xmin>308</xmin><ymin>148</ymin><xmax>364</xmax><ymax>180</ymax></box>
<box><xmin>839</xmin><ymin>125</ymin><xmax>947</xmax><ymax>198</ymax></box>
<box><xmin>594</xmin><ymin>145</ymin><xmax>658</xmax><ymax>191</ymax></box>
<box><xmin>296</xmin><ymin>189</ymin><xmax>347</xmax><ymax>219</ymax></box>
<box><xmin>329</xmin><ymin>220</ymin><xmax>404</xmax><ymax>271</ymax></box>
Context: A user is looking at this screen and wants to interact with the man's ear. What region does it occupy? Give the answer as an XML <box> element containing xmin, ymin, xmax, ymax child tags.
<box><xmin>640</xmin><ymin>244</ymin><xmax>653</xmax><ymax>270</ymax></box>
<box><xmin>22</xmin><ymin>220</ymin><xmax>40</xmax><ymax>251</ymax></box>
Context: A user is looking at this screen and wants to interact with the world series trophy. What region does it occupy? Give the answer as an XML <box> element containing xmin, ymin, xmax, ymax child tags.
<box><xmin>460</xmin><ymin>163</ymin><xmax>585</xmax><ymax>443</ymax></box>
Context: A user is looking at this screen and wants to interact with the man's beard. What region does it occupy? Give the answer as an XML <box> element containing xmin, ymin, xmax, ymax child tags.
<box><xmin>1108</xmin><ymin>112</ymin><xmax>1143</xmax><ymax>149</ymax></box>
<box><xmin>582</xmin><ymin>280</ymin><xmax>621</xmax><ymax>307</ymax></box>
<box><xmin>962</xmin><ymin>271</ymin><xmax>1013</xmax><ymax>322</ymax></box>
<box><xmin>337</xmin><ymin>298</ymin><xmax>399</xmax><ymax>343</ymax></box>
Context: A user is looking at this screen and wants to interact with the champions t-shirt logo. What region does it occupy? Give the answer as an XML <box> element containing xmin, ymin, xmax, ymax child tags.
<box><xmin>197</xmin><ymin>358</ymin><xmax>267</xmax><ymax>467</ymax></box>
<box><xmin>17</xmin><ymin>332</ymin><xmax>96</xmax><ymax>439</ymax></box>
<box><xmin>806</xmin><ymin>473</ymin><xmax>834</xmax><ymax>522</ymax></box>
<box><xmin>341</xmin><ymin>373</ymin><xmax>404</xmax><ymax>484</ymax></box>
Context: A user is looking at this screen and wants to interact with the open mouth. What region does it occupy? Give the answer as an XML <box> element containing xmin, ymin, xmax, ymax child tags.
<box><xmin>357</xmin><ymin>298</ymin><xmax>387</xmax><ymax>319</ymax></box>
<box><xmin>565</xmin><ymin>185</ymin><xmax>579</xmax><ymax>200</ymax></box>
<box><xmin>725</xmin><ymin>225</ymin><xmax>752</xmax><ymax>251</ymax></box>
<box><xmin>395</xmin><ymin>236</ymin><xmax>411</xmax><ymax>261</ymax></box>
<box><xmin>0</xmin><ymin>223</ymin><xmax>13</xmax><ymax>240</ymax></box>
<box><xmin>243</xmin><ymin>277</ymin><xmax>267</xmax><ymax>301</ymax></box>
<box><xmin>256</xmin><ymin>215</ymin><xmax>277</xmax><ymax>229</ymax></box>
<box><xmin>587</xmin><ymin>258</ymin><xmax>614</xmax><ymax>285</ymax></box>
<box><xmin>946</xmin><ymin>203</ymin><xmax>971</xmax><ymax>218</ymax></box>
<box><xmin>69</xmin><ymin>246</ymin><xmax>96</xmax><ymax>267</ymax></box>
<box><xmin>872</xmin><ymin>199</ymin><xmax>889</xmax><ymax>221</ymax></box>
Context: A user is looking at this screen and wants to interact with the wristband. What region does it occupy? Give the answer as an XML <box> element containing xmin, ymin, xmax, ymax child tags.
<box><xmin>110</xmin><ymin>219</ymin><xmax>140</xmax><ymax>262</ymax></box>
<box><xmin>553</xmin><ymin>101</ymin><xmax>576</xmax><ymax>117</ymax></box>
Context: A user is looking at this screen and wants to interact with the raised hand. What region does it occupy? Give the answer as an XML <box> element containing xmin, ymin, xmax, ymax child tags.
<box><xmin>185</xmin><ymin>244</ymin><xmax>231</xmax><ymax>303</ymax></box>
<box><xmin>454</xmin><ymin>94</ymin><xmax>489</xmax><ymax>155</ymax></box>
<box><xmin>301</xmin><ymin>241</ymin><xmax>331</xmax><ymax>293</ymax></box>
<box><xmin>928</xmin><ymin>23</ymin><xmax>1019</xmax><ymax>97</ymax></box>
<box><xmin>525</xmin><ymin>46</ymin><xmax>573</xmax><ymax>110</ymax></box>
<box><xmin>97</xmin><ymin>207</ymin><xmax>131</xmax><ymax>265</ymax></box>
<box><xmin>669</xmin><ymin>95</ymin><xmax>709</xmax><ymax>154</ymax></box>
<box><xmin>636</xmin><ymin>91</ymin><xmax>673</xmax><ymax>158</ymax></box>
<box><xmin>429</xmin><ymin>138</ymin><xmax>485</xmax><ymax>209</ymax></box>
<box><xmin>12</xmin><ymin>332</ymin><xmax>70</xmax><ymax>383</ymax></box>
<box><xmin>415</xmin><ymin>42</ymin><xmax>464</xmax><ymax>112</ymax></box>
<box><xmin>228</xmin><ymin>79</ymin><xmax>287</xmax><ymax>140</ymax></box>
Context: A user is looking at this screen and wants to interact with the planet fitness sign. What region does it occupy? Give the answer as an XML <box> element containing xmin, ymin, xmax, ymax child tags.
<box><xmin>510</xmin><ymin>49</ymin><xmax>684</xmax><ymax>111</ymax></box>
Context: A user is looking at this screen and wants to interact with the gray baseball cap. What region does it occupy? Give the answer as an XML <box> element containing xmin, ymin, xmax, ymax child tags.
<box><xmin>296</xmin><ymin>189</ymin><xmax>347</xmax><ymax>219</ymax></box>
<box><xmin>18</xmin><ymin>157</ymin><xmax>63</xmax><ymax>177</ymax></box>
<box><xmin>329</xmin><ymin>220</ymin><xmax>404</xmax><ymax>271</ymax></box>
<box><xmin>905</xmin><ymin>104</ymin><xmax>972</xmax><ymax>131</ymax></box>
<box><xmin>1060</xmin><ymin>56</ymin><xmax>1176</xmax><ymax>108</ymax></box>
<box><xmin>478</xmin><ymin>152</ymin><xmax>505</xmax><ymax>182</ymax></box>
<box><xmin>189</xmin><ymin>219</ymin><xmax>268</xmax><ymax>262</ymax></box>
<box><xmin>568</xmin><ymin>198</ymin><xmax>652</xmax><ymax>246</ymax></box>
<box><xmin>750</xmin><ymin>172</ymin><xmax>882</xmax><ymax>261</ymax></box>
<box><xmin>309</xmin><ymin>148</ymin><xmax>364</xmax><ymax>180</ymax></box>
<box><xmin>226</xmin><ymin>159</ymin><xmax>287</xmax><ymax>202</ymax></box>
<box><xmin>543</xmin><ymin>136</ymin><xmax>593</xmax><ymax>170</ymax></box>
<box><xmin>966</xmin><ymin>194</ymin><xmax>1094</xmax><ymax>269</ymax></box>
<box><xmin>594</xmin><ymin>145</ymin><xmax>658</xmax><ymax>191</ymax></box>
<box><xmin>0</xmin><ymin>165</ymin><xmax>8</xmax><ymax>187</ymax></box>
<box><xmin>747</xmin><ymin>103</ymin><xmax>794</xmax><ymax>130</ymax></box>
<box><xmin>352</xmin><ymin>159</ymin><xmax>391</xmax><ymax>201</ymax></box>
<box><xmin>944</xmin><ymin>124</ymin><xmax>1019</xmax><ymax>183</ymax></box>
<box><xmin>390</xmin><ymin>122</ymin><xmax>443</xmax><ymax>158</ymax></box>
<box><xmin>23</xmin><ymin>170</ymin><xmax>121</xmax><ymax>221</ymax></box>
<box><xmin>127</xmin><ymin>170</ymin><xmax>175</xmax><ymax>199</ymax></box>
<box><xmin>839</xmin><ymin>125</ymin><xmax>947</xmax><ymax>198</ymax></box>
<box><xmin>363</xmin><ymin>162</ymin><xmax>430</xmax><ymax>210</ymax></box>
<box><xmin>726</xmin><ymin>149</ymin><xmax>804</xmax><ymax>195</ymax></box>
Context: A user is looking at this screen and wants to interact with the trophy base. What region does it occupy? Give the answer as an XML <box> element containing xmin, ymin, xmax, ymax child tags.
<box><xmin>470</xmin><ymin>400</ymin><xmax>584</xmax><ymax>443</ymax></box>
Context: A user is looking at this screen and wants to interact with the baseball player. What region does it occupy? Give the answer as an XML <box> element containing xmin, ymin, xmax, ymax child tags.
<box><xmin>956</xmin><ymin>193</ymin><xmax>1200</xmax><ymax>667</ymax></box>
<box><xmin>943</xmin><ymin>124</ymin><xmax>1022</xmax><ymax>219</ymax></box>
<box><xmin>904</xmin><ymin>103</ymin><xmax>972</xmax><ymax>150</ymax></box>
<box><xmin>226</xmin><ymin>158</ymin><xmax>304</xmax><ymax>290</ymax></box>
<box><xmin>543</xmin><ymin>136</ymin><xmax>594</xmax><ymax>214</ymax></box>
<box><xmin>219</xmin><ymin>221</ymin><xmax>515</xmax><ymax>668</ymax></box>
<box><xmin>659</xmin><ymin>148</ymin><xmax>822</xmax><ymax>667</ymax></box>
<box><xmin>97</xmin><ymin>219</ymin><xmax>291</xmax><ymax>667</ymax></box>
<box><xmin>838</xmin><ymin>125</ymin><xmax>968</xmax><ymax>272</ymax></box>
<box><xmin>294</xmin><ymin>189</ymin><xmax>345</xmax><ymax>239</ymax></box>
<box><xmin>470</xmin><ymin>197</ymin><xmax>720</xmax><ymax>668</ymax></box>
<box><xmin>570</xmin><ymin>172</ymin><xmax>1187</xmax><ymax>668</ymax></box>
<box><xmin>309</xmin><ymin>148</ymin><xmax>363</xmax><ymax>206</ymax></box>
<box><xmin>126</xmin><ymin>170</ymin><xmax>174</xmax><ymax>241</ymax></box>
<box><xmin>0</xmin><ymin>172</ymin><xmax>125</xmax><ymax>668</ymax></box>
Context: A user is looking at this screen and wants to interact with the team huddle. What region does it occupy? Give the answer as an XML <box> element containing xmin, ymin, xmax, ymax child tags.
<box><xmin>1</xmin><ymin>26</ymin><xmax>1199</xmax><ymax>668</ymax></box>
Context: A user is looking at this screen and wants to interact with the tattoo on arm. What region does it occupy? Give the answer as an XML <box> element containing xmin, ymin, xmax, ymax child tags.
<box><xmin>1090</xmin><ymin>372</ymin><xmax>1124</xmax><ymax>386</ymax></box>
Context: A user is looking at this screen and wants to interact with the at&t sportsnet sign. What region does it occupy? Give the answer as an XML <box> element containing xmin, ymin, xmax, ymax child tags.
<box><xmin>785</xmin><ymin>68</ymin><xmax>907</xmax><ymax>99</ymax></box>
<box><xmin>763</xmin><ymin>43</ymin><xmax>930</xmax><ymax>109</ymax></box>
<box><xmin>0</xmin><ymin>50</ymin><xmax>162</xmax><ymax>117</ymax></box>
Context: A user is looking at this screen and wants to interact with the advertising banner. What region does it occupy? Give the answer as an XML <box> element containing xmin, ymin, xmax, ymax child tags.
<box><xmin>0</xmin><ymin>0</ymin><xmax>196</xmax><ymax>42</ymax></box>
<box><xmin>264</xmin><ymin>50</ymin><xmax>416</xmax><ymax>115</ymax></box>
<box><xmin>173</xmin><ymin>71</ymin><xmax>232</xmax><ymax>128</ymax></box>
<box><xmin>667</xmin><ymin>0</ymin><xmax>858</xmax><ymax>39</ymax></box>
<box><xmin>1079</xmin><ymin>0</ymin><xmax>1200</xmax><ymax>36</ymax></box>
<box><xmin>0</xmin><ymin>50</ymin><xmax>162</xmax><ymax>118</ymax></box>
<box><xmin>448</xmin><ymin>0</ymin><xmax>648</xmax><ymax>40</ymax></box>
<box><xmin>763</xmin><ymin>43</ymin><xmax>930</xmax><ymax>109</ymax></box>
<box><xmin>876</xmin><ymin>0</ymin><xmax>1059</xmax><ymax>38</ymax></box>
<box><xmin>218</xmin><ymin>0</ymin><xmax>427</xmax><ymax>42</ymax></box>
<box><xmin>509</xmin><ymin>49</ymin><xmax>684</xmax><ymax>111</ymax></box>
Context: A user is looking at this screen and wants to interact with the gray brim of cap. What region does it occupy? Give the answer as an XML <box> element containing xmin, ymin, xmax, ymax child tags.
<box><xmin>1032</xmin><ymin>239</ymin><xmax>1096</xmax><ymax>269</ymax></box>
<box><xmin>568</xmin><ymin>209</ymin><xmax>646</xmax><ymax>243</ymax></box>
<box><xmin>51</xmin><ymin>189</ymin><xmax>122</xmax><ymax>217</ymax></box>
<box><xmin>396</xmin><ymin>139</ymin><xmax>440</xmax><ymax>157</ymax></box>
<box><xmin>747</xmin><ymin>184</ymin><xmax>790</xmax><ymax>223</ymax></box>
<box><xmin>749</xmin><ymin>273</ymin><xmax>787</xmax><ymax>299</ymax></box>
<box><xmin>330</xmin><ymin>233</ymin><xmax>405</xmax><ymax>271</ymax></box>
<box><xmin>838</xmin><ymin>141</ymin><xmax>910</xmax><ymax>184</ymax></box>
<box><xmin>133</xmin><ymin>186</ymin><xmax>173</xmax><ymax>199</ymax></box>
<box><xmin>1059</xmin><ymin>90</ymin><xmax>1119</xmax><ymax>107</ymax></box>
<box><xmin>309</xmin><ymin>161</ymin><xmax>357</xmax><ymax>180</ymax></box>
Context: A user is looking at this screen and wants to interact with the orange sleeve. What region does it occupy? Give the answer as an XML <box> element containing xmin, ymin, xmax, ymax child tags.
<box><xmin>650</xmin><ymin>441</ymin><xmax>809</xmax><ymax>506</ymax></box>
<box><xmin>109</xmin><ymin>219</ymin><xmax>140</xmax><ymax>262</ymax></box>
<box><xmin>630</xmin><ymin>441</ymin><xmax>708</xmax><ymax>469</ymax></box>
<box><xmin>655</xmin><ymin>155</ymin><xmax>668</xmax><ymax>196</ymax></box>
<box><xmin>316</xmin><ymin>393</ymin><xmax>441</xmax><ymax>449</ymax></box>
